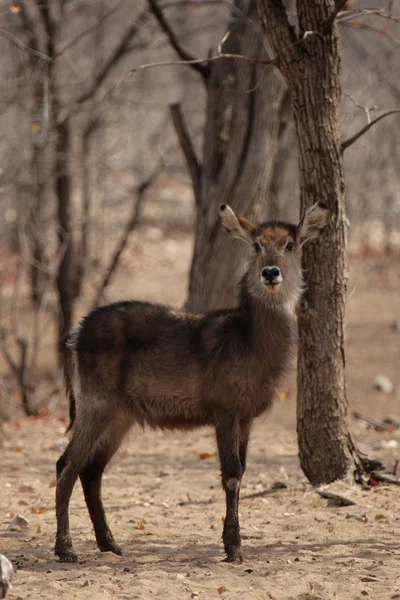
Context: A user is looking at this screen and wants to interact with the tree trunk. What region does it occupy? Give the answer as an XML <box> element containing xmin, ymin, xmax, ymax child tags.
<box><xmin>258</xmin><ymin>0</ymin><xmax>357</xmax><ymax>485</ymax></box>
<box><xmin>186</xmin><ymin>0</ymin><xmax>287</xmax><ymax>312</ymax></box>
<box><xmin>37</xmin><ymin>2</ymin><xmax>77</xmax><ymax>342</ymax></box>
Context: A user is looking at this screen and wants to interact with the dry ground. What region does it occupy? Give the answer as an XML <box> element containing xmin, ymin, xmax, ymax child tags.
<box><xmin>1</xmin><ymin>231</ymin><xmax>400</xmax><ymax>600</ymax></box>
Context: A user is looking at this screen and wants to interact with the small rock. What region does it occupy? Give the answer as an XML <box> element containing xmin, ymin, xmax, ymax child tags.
<box><xmin>46</xmin><ymin>569</ymin><xmax>53</xmax><ymax>574</ymax></box>
<box><xmin>217</xmin><ymin>586</ymin><xmax>227</xmax><ymax>594</ymax></box>
<box><xmin>6</xmin><ymin>515</ymin><xmax>29</xmax><ymax>532</ymax></box>
<box><xmin>390</xmin><ymin>320</ymin><xmax>400</xmax><ymax>332</ymax></box>
<box><xmin>361</xmin><ymin>576</ymin><xmax>381</xmax><ymax>583</ymax></box>
<box><xmin>374</xmin><ymin>375</ymin><xmax>394</xmax><ymax>394</ymax></box>
<box><xmin>271</xmin><ymin>481</ymin><xmax>288</xmax><ymax>490</ymax></box>
<box><xmin>123</xmin><ymin>567</ymin><xmax>130</xmax><ymax>573</ymax></box>
<box><xmin>361</xmin><ymin>591</ymin><xmax>369</xmax><ymax>597</ymax></box>
<box><xmin>191</xmin><ymin>593</ymin><xmax>200</xmax><ymax>599</ymax></box>
<box><xmin>82</xmin><ymin>580</ymin><xmax>90</xmax><ymax>587</ymax></box>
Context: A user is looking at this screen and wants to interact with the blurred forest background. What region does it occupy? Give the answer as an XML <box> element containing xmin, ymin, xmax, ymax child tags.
<box><xmin>0</xmin><ymin>0</ymin><xmax>399</xmax><ymax>418</ymax></box>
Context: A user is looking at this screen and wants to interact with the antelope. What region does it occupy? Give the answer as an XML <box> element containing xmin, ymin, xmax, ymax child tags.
<box><xmin>55</xmin><ymin>203</ymin><xmax>328</xmax><ymax>564</ymax></box>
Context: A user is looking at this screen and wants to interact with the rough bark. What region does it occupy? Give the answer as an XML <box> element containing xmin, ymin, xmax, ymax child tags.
<box><xmin>258</xmin><ymin>0</ymin><xmax>355</xmax><ymax>485</ymax></box>
<box><xmin>186</xmin><ymin>0</ymin><xmax>287</xmax><ymax>312</ymax></box>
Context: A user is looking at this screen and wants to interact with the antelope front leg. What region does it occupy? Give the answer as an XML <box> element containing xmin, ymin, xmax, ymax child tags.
<box><xmin>216</xmin><ymin>414</ymin><xmax>244</xmax><ymax>563</ymax></box>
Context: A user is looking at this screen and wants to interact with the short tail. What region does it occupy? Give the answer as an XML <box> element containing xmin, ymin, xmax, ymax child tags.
<box><xmin>58</xmin><ymin>335</ymin><xmax>76</xmax><ymax>434</ymax></box>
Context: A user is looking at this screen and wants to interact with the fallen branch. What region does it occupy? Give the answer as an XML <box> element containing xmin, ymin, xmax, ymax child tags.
<box><xmin>369</xmin><ymin>472</ymin><xmax>400</xmax><ymax>486</ymax></box>
<box><xmin>352</xmin><ymin>411</ymin><xmax>389</xmax><ymax>431</ymax></box>
<box><xmin>315</xmin><ymin>489</ymin><xmax>356</xmax><ymax>507</ymax></box>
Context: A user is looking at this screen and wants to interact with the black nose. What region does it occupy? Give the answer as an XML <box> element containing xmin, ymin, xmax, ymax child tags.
<box><xmin>261</xmin><ymin>266</ymin><xmax>281</xmax><ymax>283</ymax></box>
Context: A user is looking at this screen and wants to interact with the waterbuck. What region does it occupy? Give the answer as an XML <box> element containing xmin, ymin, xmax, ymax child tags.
<box><xmin>55</xmin><ymin>203</ymin><xmax>328</xmax><ymax>563</ymax></box>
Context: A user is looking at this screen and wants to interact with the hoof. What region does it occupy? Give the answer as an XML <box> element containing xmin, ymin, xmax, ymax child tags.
<box><xmin>99</xmin><ymin>541</ymin><xmax>123</xmax><ymax>556</ymax></box>
<box><xmin>55</xmin><ymin>538</ymin><xmax>78</xmax><ymax>563</ymax></box>
<box><xmin>57</xmin><ymin>550</ymin><xmax>79</xmax><ymax>563</ymax></box>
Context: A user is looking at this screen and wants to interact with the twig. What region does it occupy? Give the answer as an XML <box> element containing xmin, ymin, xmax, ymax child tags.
<box><xmin>75</xmin><ymin>10</ymin><xmax>150</xmax><ymax>105</ymax></box>
<box><xmin>337</xmin><ymin>7</ymin><xmax>400</xmax><ymax>25</ymax></box>
<box><xmin>56</xmin><ymin>0</ymin><xmax>128</xmax><ymax>57</ymax></box>
<box><xmin>352</xmin><ymin>411</ymin><xmax>389</xmax><ymax>431</ymax></box>
<box><xmin>0</xmin><ymin>26</ymin><xmax>51</xmax><ymax>61</ymax></box>
<box><xmin>100</xmin><ymin>52</ymin><xmax>277</xmax><ymax>103</ymax></box>
<box><xmin>147</xmin><ymin>0</ymin><xmax>209</xmax><ymax>81</ymax></box>
<box><xmin>169</xmin><ymin>104</ymin><xmax>202</xmax><ymax>207</ymax></box>
<box><xmin>341</xmin><ymin>109</ymin><xmax>400</xmax><ymax>152</ymax></box>
<box><xmin>343</xmin><ymin>91</ymin><xmax>377</xmax><ymax>124</ymax></box>
<box><xmin>369</xmin><ymin>472</ymin><xmax>400</xmax><ymax>486</ymax></box>
<box><xmin>324</xmin><ymin>0</ymin><xmax>348</xmax><ymax>33</ymax></box>
<box><xmin>340</xmin><ymin>19</ymin><xmax>400</xmax><ymax>47</ymax></box>
<box><xmin>92</xmin><ymin>161</ymin><xmax>164</xmax><ymax>309</ymax></box>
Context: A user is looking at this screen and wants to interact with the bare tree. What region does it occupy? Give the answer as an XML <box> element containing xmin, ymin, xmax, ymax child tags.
<box><xmin>148</xmin><ymin>0</ymin><xmax>289</xmax><ymax>312</ymax></box>
<box><xmin>256</xmin><ymin>0</ymin><xmax>398</xmax><ymax>484</ymax></box>
<box><xmin>9</xmin><ymin>2</ymin><xmax>152</xmax><ymax>342</ymax></box>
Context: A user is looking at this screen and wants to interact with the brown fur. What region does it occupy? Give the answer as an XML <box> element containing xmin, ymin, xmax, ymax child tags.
<box><xmin>54</xmin><ymin>203</ymin><xmax>328</xmax><ymax>564</ymax></box>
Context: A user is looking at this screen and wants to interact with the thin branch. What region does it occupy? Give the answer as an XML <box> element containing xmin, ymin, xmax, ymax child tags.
<box><xmin>170</xmin><ymin>104</ymin><xmax>202</xmax><ymax>206</ymax></box>
<box><xmin>75</xmin><ymin>10</ymin><xmax>149</xmax><ymax>105</ymax></box>
<box><xmin>323</xmin><ymin>0</ymin><xmax>348</xmax><ymax>33</ymax></box>
<box><xmin>11</xmin><ymin>258</ymin><xmax>26</xmax><ymax>346</ymax></box>
<box><xmin>340</xmin><ymin>19</ymin><xmax>400</xmax><ymax>47</ymax></box>
<box><xmin>92</xmin><ymin>162</ymin><xmax>164</xmax><ymax>309</ymax></box>
<box><xmin>147</xmin><ymin>0</ymin><xmax>209</xmax><ymax>82</ymax></box>
<box><xmin>56</xmin><ymin>0</ymin><xmax>128</xmax><ymax>57</ymax></box>
<box><xmin>337</xmin><ymin>7</ymin><xmax>400</xmax><ymax>25</ymax></box>
<box><xmin>343</xmin><ymin>91</ymin><xmax>377</xmax><ymax>124</ymax></box>
<box><xmin>341</xmin><ymin>109</ymin><xmax>400</xmax><ymax>152</ymax></box>
<box><xmin>100</xmin><ymin>52</ymin><xmax>277</xmax><ymax>103</ymax></box>
<box><xmin>0</xmin><ymin>26</ymin><xmax>51</xmax><ymax>61</ymax></box>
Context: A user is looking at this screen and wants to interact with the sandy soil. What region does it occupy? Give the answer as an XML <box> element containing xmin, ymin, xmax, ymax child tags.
<box><xmin>1</xmin><ymin>232</ymin><xmax>400</xmax><ymax>600</ymax></box>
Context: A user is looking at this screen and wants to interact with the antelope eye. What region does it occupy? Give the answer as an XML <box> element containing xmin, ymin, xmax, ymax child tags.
<box><xmin>285</xmin><ymin>242</ymin><xmax>295</xmax><ymax>252</ymax></box>
<box><xmin>253</xmin><ymin>241</ymin><xmax>261</xmax><ymax>253</ymax></box>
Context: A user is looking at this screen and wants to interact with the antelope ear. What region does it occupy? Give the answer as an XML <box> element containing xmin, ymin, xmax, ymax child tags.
<box><xmin>219</xmin><ymin>204</ymin><xmax>255</xmax><ymax>245</ymax></box>
<box><xmin>297</xmin><ymin>203</ymin><xmax>329</xmax><ymax>246</ymax></box>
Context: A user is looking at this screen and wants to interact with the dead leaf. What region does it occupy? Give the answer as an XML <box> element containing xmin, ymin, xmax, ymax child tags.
<box><xmin>199</xmin><ymin>452</ymin><xmax>213</xmax><ymax>460</ymax></box>
<box><xmin>138</xmin><ymin>519</ymin><xmax>147</xmax><ymax>530</ymax></box>
<box><xmin>9</xmin><ymin>3</ymin><xmax>21</xmax><ymax>13</ymax></box>
<box><xmin>19</xmin><ymin>485</ymin><xmax>34</xmax><ymax>494</ymax></box>
<box><xmin>369</xmin><ymin>478</ymin><xmax>380</xmax><ymax>487</ymax></box>
<box><xmin>375</xmin><ymin>514</ymin><xmax>386</xmax><ymax>520</ymax></box>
